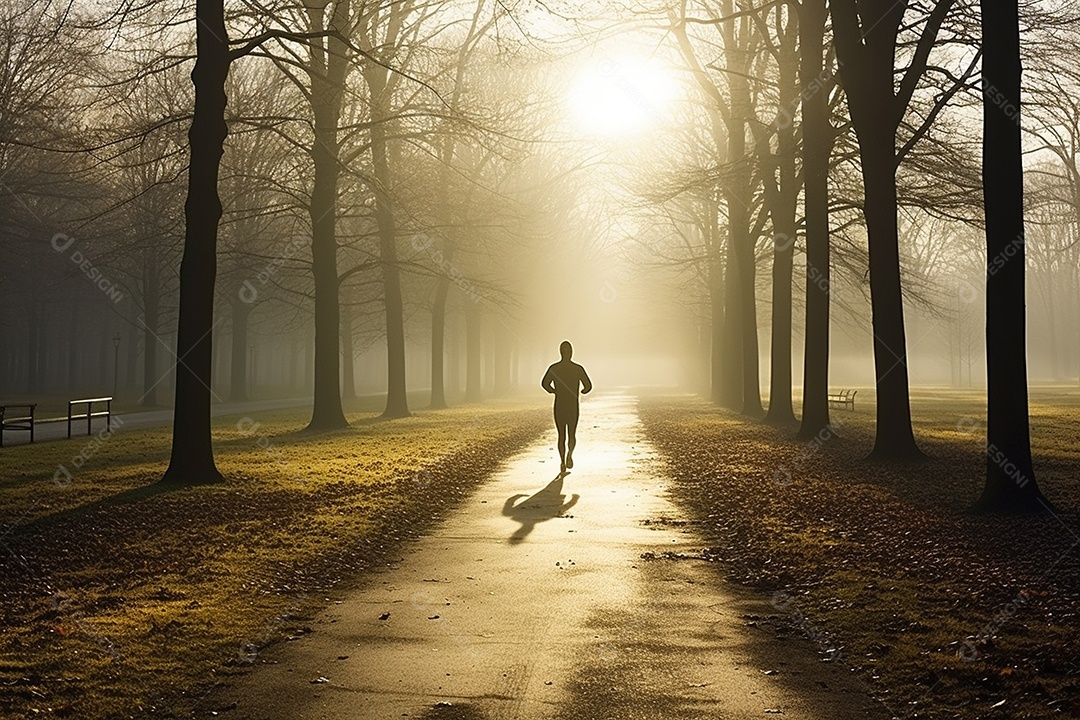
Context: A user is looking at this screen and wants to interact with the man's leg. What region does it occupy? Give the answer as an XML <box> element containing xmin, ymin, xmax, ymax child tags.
<box><xmin>565</xmin><ymin>404</ymin><xmax>580</xmax><ymax>469</ymax></box>
<box><xmin>555</xmin><ymin>405</ymin><xmax>568</xmax><ymax>471</ymax></box>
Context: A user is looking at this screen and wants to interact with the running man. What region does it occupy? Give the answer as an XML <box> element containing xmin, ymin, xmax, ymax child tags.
<box><xmin>541</xmin><ymin>341</ymin><xmax>593</xmax><ymax>473</ymax></box>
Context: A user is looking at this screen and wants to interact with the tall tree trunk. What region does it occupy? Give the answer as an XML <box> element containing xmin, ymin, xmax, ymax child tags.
<box><xmin>371</xmin><ymin>117</ymin><xmax>410</xmax><ymax>418</ymax></box>
<box><xmin>733</xmin><ymin>157</ymin><xmax>763</xmax><ymax>418</ymax></box>
<box><xmin>831</xmin><ymin>0</ymin><xmax>923</xmax><ymax>460</ymax></box>
<box><xmin>703</xmin><ymin>199</ymin><xmax>726</xmax><ymax>404</ymax></box>
<box><xmin>1046</xmin><ymin>279</ymin><xmax>1060</xmax><ymax>379</ymax></box>
<box><xmin>306</xmin><ymin>1</ymin><xmax>350</xmax><ymax>431</ymax></box>
<box><xmin>67</xmin><ymin>303</ymin><xmax>79</xmax><ymax>390</ymax></box>
<box><xmin>796</xmin><ymin>0</ymin><xmax>834</xmax><ymax>440</ymax></box>
<box><xmin>125</xmin><ymin>322</ymin><xmax>137</xmax><ymax>393</ymax></box>
<box><xmin>341</xmin><ymin>293</ymin><xmax>356</xmax><ymax>400</ymax></box>
<box><xmin>762</xmin><ymin>197</ymin><xmax>797</xmax><ymax>425</ymax></box>
<box><xmin>366</xmin><ymin>67</ymin><xmax>410</xmax><ymax>419</ymax></box>
<box><xmin>761</xmin><ymin>5</ymin><xmax>799</xmax><ymax>426</ymax></box>
<box><xmin>308</xmin><ymin>148</ymin><xmax>347</xmax><ymax>428</ymax></box>
<box><xmin>494</xmin><ymin>322</ymin><xmax>511</xmax><ymax>395</ymax></box>
<box><xmin>447</xmin><ymin>313</ymin><xmax>461</xmax><ymax>399</ymax></box>
<box><xmin>210</xmin><ymin>321</ymin><xmax>221</xmax><ymax>397</ymax></box>
<box><xmin>304</xmin><ymin>328</ymin><xmax>314</xmax><ymax>392</ymax></box>
<box><xmin>427</xmin><ymin>4</ymin><xmax>481</xmax><ymax>411</ymax></box>
<box><xmin>430</xmin><ymin>273</ymin><xmax>451</xmax><ymax>408</ymax></box>
<box><xmin>142</xmin><ymin>266</ymin><xmax>160</xmax><ymax>407</ymax></box>
<box><xmin>720</xmin><ymin>232</ymin><xmax>743</xmax><ymax>409</ymax></box>
<box><xmin>860</xmin><ymin>130</ymin><xmax>921</xmax><ymax>460</ymax></box>
<box><xmin>289</xmin><ymin>333</ymin><xmax>300</xmax><ymax>393</ymax></box>
<box><xmin>974</xmin><ymin>0</ymin><xmax>1049</xmax><ymax>513</ymax></box>
<box><xmin>26</xmin><ymin>302</ymin><xmax>40</xmax><ymax>393</ymax></box>
<box><xmin>722</xmin><ymin>5</ymin><xmax>764</xmax><ymax>417</ymax></box>
<box><xmin>160</xmin><ymin>0</ymin><xmax>228</xmax><ymax>485</ymax></box>
<box><xmin>465</xmin><ymin>304</ymin><xmax>482</xmax><ymax>402</ymax></box>
<box><xmin>709</xmin><ymin>254</ymin><xmax>725</xmax><ymax>404</ymax></box>
<box><xmin>229</xmin><ymin>299</ymin><xmax>250</xmax><ymax>401</ymax></box>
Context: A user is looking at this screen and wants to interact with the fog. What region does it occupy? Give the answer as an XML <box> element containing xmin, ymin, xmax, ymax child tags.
<box><xmin>1</xmin><ymin>0</ymin><xmax>1077</xmax><ymax>415</ymax></box>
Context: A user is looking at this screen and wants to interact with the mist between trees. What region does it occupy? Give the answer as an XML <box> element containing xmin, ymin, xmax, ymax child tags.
<box><xmin>0</xmin><ymin>0</ymin><xmax>1071</xmax><ymax>505</ymax></box>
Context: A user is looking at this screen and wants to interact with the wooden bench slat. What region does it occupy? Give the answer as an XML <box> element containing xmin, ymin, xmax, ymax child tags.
<box><xmin>0</xmin><ymin>403</ymin><xmax>36</xmax><ymax>447</ymax></box>
<box><xmin>2</xmin><ymin>397</ymin><xmax>113</xmax><ymax>447</ymax></box>
<box><xmin>827</xmin><ymin>389</ymin><xmax>858</xmax><ymax>409</ymax></box>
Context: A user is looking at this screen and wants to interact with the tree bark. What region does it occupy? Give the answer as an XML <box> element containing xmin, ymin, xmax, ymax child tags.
<box><xmin>289</xmin><ymin>332</ymin><xmax>300</xmax><ymax>393</ymax></box>
<box><xmin>796</xmin><ymin>0</ymin><xmax>834</xmax><ymax>440</ymax></box>
<box><xmin>67</xmin><ymin>303</ymin><xmax>79</xmax><ymax>389</ymax></box>
<box><xmin>430</xmin><ymin>272</ymin><xmax>451</xmax><ymax>408</ymax></box>
<box><xmin>305</xmin><ymin>1</ymin><xmax>351</xmax><ymax>431</ymax></box>
<box><xmin>721</xmin><ymin>3</ymin><xmax>764</xmax><ymax>417</ymax></box>
<box><xmin>124</xmin><ymin>323</ymin><xmax>137</xmax><ymax>393</ymax></box>
<box><xmin>371</xmin><ymin>121</ymin><xmax>410</xmax><ymax>418</ymax></box>
<box><xmin>974</xmin><ymin>0</ymin><xmax>1049</xmax><ymax>513</ymax></box>
<box><xmin>26</xmin><ymin>302</ymin><xmax>40</xmax><ymax>394</ymax></box>
<box><xmin>709</xmin><ymin>249</ymin><xmax>726</xmax><ymax>404</ymax></box>
<box><xmin>831</xmin><ymin>0</ymin><xmax>924</xmax><ymax>460</ymax></box>
<box><xmin>447</xmin><ymin>313</ymin><xmax>462</xmax><ymax>398</ymax></box>
<box><xmin>428</xmin><ymin>4</ymin><xmax>486</xmax><ymax>410</ymax></box>
<box><xmin>761</xmin><ymin>5</ymin><xmax>799</xmax><ymax>426</ymax></box>
<box><xmin>465</xmin><ymin>304</ymin><xmax>482</xmax><ymax>402</ymax></box>
<box><xmin>141</xmin><ymin>263</ymin><xmax>160</xmax><ymax>406</ymax></box>
<box><xmin>860</xmin><ymin>129</ymin><xmax>921</xmax><ymax>460</ymax></box>
<box><xmin>229</xmin><ymin>299</ymin><xmax>250</xmax><ymax>401</ymax></box>
<box><xmin>341</xmin><ymin>293</ymin><xmax>356</xmax><ymax>401</ymax></box>
<box><xmin>364</xmin><ymin>58</ymin><xmax>410</xmax><ymax>419</ymax></box>
<box><xmin>719</xmin><ymin>230</ymin><xmax>742</xmax><ymax>409</ymax></box>
<box><xmin>494</xmin><ymin>323</ymin><xmax>511</xmax><ymax>396</ymax></box>
<box><xmin>160</xmin><ymin>0</ymin><xmax>228</xmax><ymax>485</ymax></box>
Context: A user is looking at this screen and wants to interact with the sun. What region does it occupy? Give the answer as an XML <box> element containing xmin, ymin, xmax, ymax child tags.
<box><xmin>568</xmin><ymin>55</ymin><xmax>681</xmax><ymax>138</ymax></box>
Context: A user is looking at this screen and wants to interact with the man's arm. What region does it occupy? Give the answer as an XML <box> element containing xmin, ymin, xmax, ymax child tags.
<box><xmin>541</xmin><ymin>366</ymin><xmax>556</xmax><ymax>394</ymax></box>
<box><xmin>580</xmin><ymin>365</ymin><xmax>593</xmax><ymax>394</ymax></box>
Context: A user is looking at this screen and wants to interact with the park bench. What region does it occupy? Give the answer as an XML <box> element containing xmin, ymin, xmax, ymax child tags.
<box><xmin>0</xmin><ymin>403</ymin><xmax>36</xmax><ymax>447</ymax></box>
<box><xmin>0</xmin><ymin>396</ymin><xmax>113</xmax><ymax>447</ymax></box>
<box><xmin>63</xmin><ymin>397</ymin><xmax>114</xmax><ymax>437</ymax></box>
<box><xmin>827</xmin><ymin>388</ymin><xmax>858</xmax><ymax>410</ymax></box>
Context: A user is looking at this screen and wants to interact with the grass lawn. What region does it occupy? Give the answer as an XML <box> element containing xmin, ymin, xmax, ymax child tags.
<box><xmin>640</xmin><ymin>386</ymin><xmax>1080</xmax><ymax>720</ymax></box>
<box><xmin>0</xmin><ymin>400</ymin><xmax>548</xmax><ymax>719</ymax></box>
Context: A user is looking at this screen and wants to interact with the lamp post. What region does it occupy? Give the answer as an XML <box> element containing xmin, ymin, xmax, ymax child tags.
<box><xmin>112</xmin><ymin>334</ymin><xmax>121</xmax><ymax>397</ymax></box>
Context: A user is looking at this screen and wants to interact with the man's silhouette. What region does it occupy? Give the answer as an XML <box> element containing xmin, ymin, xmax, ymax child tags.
<box><xmin>541</xmin><ymin>341</ymin><xmax>592</xmax><ymax>473</ymax></box>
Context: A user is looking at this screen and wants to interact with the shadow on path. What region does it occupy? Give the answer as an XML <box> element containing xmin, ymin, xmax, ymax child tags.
<box><xmin>502</xmin><ymin>474</ymin><xmax>579</xmax><ymax>545</ymax></box>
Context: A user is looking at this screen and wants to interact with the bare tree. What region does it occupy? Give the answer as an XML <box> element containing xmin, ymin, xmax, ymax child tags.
<box><xmin>974</xmin><ymin>0</ymin><xmax>1050</xmax><ymax>513</ymax></box>
<box><xmin>795</xmin><ymin>0</ymin><xmax>837</xmax><ymax>440</ymax></box>
<box><xmin>829</xmin><ymin>0</ymin><xmax>973</xmax><ymax>460</ymax></box>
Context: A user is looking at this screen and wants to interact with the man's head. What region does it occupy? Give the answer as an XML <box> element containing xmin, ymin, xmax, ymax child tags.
<box><xmin>559</xmin><ymin>340</ymin><xmax>573</xmax><ymax>361</ymax></box>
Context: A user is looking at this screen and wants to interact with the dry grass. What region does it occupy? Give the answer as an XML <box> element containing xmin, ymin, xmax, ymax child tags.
<box><xmin>0</xmin><ymin>401</ymin><xmax>548</xmax><ymax>719</ymax></box>
<box><xmin>640</xmin><ymin>386</ymin><xmax>1080</xmax><ymax>720</ymax></box>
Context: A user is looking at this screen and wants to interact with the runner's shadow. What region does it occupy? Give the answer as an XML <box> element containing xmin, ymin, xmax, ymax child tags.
<box><xmin>502</xmin><ymin>474</ymin><xmax>579</xmax><ymax>545</ymax></box>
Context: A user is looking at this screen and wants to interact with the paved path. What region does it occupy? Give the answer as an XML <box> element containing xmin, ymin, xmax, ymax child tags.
<box><xmin>216</xmin><ymin>393</ymin><xmax>888</xmax><ymax>719</ymax></box>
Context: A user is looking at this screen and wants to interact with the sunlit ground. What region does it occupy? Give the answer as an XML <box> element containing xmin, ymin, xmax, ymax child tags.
<box><xmin>0</xmin><ymin>402</ymin><xmax>548</xmax><ymax>718</ymax></box>
<box><xmin>641</xmin><ymin>387</ymin><xmax>1080</xmax><ymax>719</ymax></box>
<box><xmin>1</xmin><ymin>388</ymin><xmax>1078</xmax><ymax>717</ymax></box>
